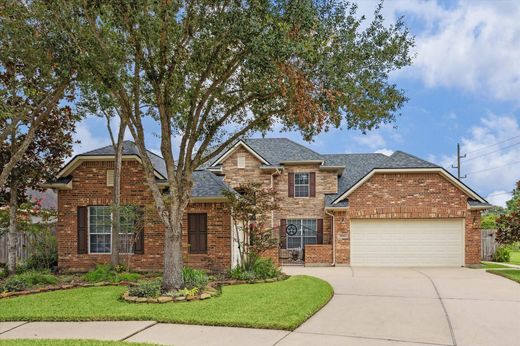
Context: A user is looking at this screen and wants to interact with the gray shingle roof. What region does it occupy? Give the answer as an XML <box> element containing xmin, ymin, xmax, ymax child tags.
<box><xmin>243</xmin><ymin>138</ymin><xmax>323</xmax><ymax>165</ymax></box>
<box><xmin>323</xmin><ymin>151</ymin><xmax>440</xmax><ymax>206</ymax></box>
<box><xmin>192</xmin><ymin>171</ymin><xmax>234</xmax><ymax>198</ymax></box>
<box><xmin>81</xmin><ymin>141</ymin><xmax>167</xmax><ymax>178</ymax></box>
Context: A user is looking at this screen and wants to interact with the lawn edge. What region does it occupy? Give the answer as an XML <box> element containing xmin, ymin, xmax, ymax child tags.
<box><xmin>486</xmin><ymin>269</ymin><xmax>520</xmax><ymax>284</ymax></box>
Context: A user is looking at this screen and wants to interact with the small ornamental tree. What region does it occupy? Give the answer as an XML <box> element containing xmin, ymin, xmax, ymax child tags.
<box><xmin>223</xmin><ymin>183</ymin><xmax>279</xmax><ymax>266</ymax></box>
<box><xmin>0</xmin><ymin>106</ymin><xmax>77</xmax><ymax>274</ymax></box>
<box><xmin>496</xmin><ymin>181</ymin><xmax>520</xmax><ymax>245</ymax></box>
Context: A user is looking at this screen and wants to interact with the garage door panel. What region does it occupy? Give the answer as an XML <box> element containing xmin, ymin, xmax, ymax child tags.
<box><xmin>351</xmin><ymin>219</ymin><xmax>464</xmax><ymax>267</ymax></box>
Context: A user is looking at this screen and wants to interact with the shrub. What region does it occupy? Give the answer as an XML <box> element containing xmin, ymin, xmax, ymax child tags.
<box><xmin>25</xmin><ymin>227</ymin><xmax>58</xmax><ymax>270</ymax></box>
<box><xmin>0</xmin><ymin>266</ymin><xmax>6</xmax><ymax>279</ymax></box>
<box><xmin>17</xmin><ymin>270</ymin><xmax>58</xmax><ymax>286</ymax></box>
<box><xmin>493</xmin><ymin>246</ymin><xmax>511</xmax><ymax>262</ymax></box>
<box><xmin>128</xmin><ymin>279</ymin><xmax>161</xmax><ymax>298</ymax></box>
<box><xmin>253</xmin><ymin>257</ymin><xmax>280</xmax><ymax>279</ymax></box>
<box><xmin>183</xmin><ymin>267</ymin><xmax>208</xmax><ymax>290</ymax></box>
<box><xmin>228</xmin><ymin>266</ymin><xmax>255</xmax><ymax>281</ymax></box>
<box><xmin>3</xmin><ymin>277</ymin><xmax>28</xmax><ymax>292</ymax></box>
<box><xmin>83</xmin><ymin>264</ymin><xmax>141</xmax><ymax>283</ymax></box>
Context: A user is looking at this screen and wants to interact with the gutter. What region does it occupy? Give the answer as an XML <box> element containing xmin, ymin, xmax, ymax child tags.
<box><xmin>325</xmin><ymin>208</ymin><xmax>336</xmax><ymax>267</ymax></box>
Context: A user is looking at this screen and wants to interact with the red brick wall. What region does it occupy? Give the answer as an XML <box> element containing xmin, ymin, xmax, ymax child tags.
<box><xmin>57</xmin><ymin>160</ymin><xmax>231</xmax><ymax>272</ymax></box>
<box><xmin>305</xmin><ymin>244</ymin><xmax>333</xmax><ymax>266</ymax></box>
<box><xmin>333</xmin><ymin>172</ymin><xmax>481</xmax><ymax>265</ymax></box>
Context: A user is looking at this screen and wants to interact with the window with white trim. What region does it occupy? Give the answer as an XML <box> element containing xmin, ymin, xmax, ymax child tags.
<box><xmin>89</xmin><ymin>206</ymin><xmax>111</xmax><ymax>254</ymax></box>
<box><xmin>294</xmin><ymin>173</ymin><xmax>310</xmax><ymax>197</ymax></box>
<box><xmin>88</xmin><ymin>205</ymin><xmax>139</xmax><ymax>254</ymax></box>
<box><xmin>286</xmin><ymin>219</ymin><xmax>317</xmax><ymax>249</ymax></box>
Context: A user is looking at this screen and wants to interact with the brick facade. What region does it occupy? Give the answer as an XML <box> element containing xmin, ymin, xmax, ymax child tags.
<box><xmin>332</xmin><ymin>172</ymin><xmax>481</xmax><ymax>266</ymax></box>
<box><xmin>57</xmin><ymin>160</ymin><xmax>231</xmax><ymax>272</ymax></box>
<box><xmin>57</xmin><ymin>150</ymin><xmax>483</xmax><ymax>272</ymax></box>
<box><xmin>304</xmin><ymin>244</ymin><xmax>333</xmax><ymax>266</ymax></box>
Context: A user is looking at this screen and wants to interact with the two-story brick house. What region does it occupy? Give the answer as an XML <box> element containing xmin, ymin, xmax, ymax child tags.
<box><xmin>47</xmin><ymin>138</ymin><xmax>491</xmax><ymax>272</ymax></box>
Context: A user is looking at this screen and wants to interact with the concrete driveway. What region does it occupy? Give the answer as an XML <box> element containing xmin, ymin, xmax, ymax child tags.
<box><xmin>280</xmin><ymin>266</ymin><xmax>520</xmax><ymax>346</ymax></box>
<box><xmin>0</xmin><ymin>267</ymin><xmax>518</xmax><ymax>346</ymax></box>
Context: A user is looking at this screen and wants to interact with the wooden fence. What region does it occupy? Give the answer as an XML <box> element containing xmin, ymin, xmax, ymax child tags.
<box><xmin>481</xmin><ymin>229</ymin><xmax>497</xmax><ymax>261</ymax></box>
<box><xmin>0</xmin><ymin>232</ymin><xmax>31</xmax><ymax>265</ymax></box>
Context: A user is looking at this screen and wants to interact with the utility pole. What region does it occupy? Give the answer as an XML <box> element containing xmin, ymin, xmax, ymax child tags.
<box><xmin>452</xmin><ymin>143</ymin><xmax>466</xmax><ymax>180</ymax></box>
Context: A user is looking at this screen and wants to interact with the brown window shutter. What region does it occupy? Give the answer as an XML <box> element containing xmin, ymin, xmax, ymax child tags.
<box><xmin>288</xmin><ymin>173</ymin><xmax>294</xmax><ymax>197</ymax></box>
<box><xmin>133</xmin><ymin>207</ymin><xmax>145</xmax><ymax>254</ymax></box>
<box><xmin>77</xmin><ymin>206</ymin><xmax>88</xmax><ymax>254</ymax></box>
<box><xmin>188</xmin><ymin>213</ymin><xmax>207</xmax><ymax>253</ymax></box>
<box><xmin>280</xmin><ymin>219</ymin><xmax>286</xmax><ymax>249</ymax></box>
<box><xmin>310</xmin><ymin>172</ymin><xmax>316</xmax><ymax>197</ymax></box>
<box><xmin>317</xmin><ymin>219</ymin><xmax>323</xmax><ymax>244</ymax></box>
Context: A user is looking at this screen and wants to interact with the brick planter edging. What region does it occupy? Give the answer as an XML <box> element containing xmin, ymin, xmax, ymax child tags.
<box><xmin>122</xmin><ymin>274</ymin><xmax>290</xmax><ymax>304</ymax></box>
<box><xmin>0</xmin><ymin>281</ymin><xmax>134</xmax><ymax>299</ymax></box>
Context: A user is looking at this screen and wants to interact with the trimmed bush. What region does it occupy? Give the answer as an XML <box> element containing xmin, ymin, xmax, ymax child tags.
<box><xmin>3</xmin><ymin>277</ymin><xmax>28</xmax><ymax>292</ymax></box>
<box><xmin>183</xmin><ymin>267</ymin><xmax>208</xmax><ymax>290</ymax></box>
<box><xmin>128</xmin><ymin>280</ymin><xmax>161</xmax><ymax>298</ymax></box>
<box><xmin>253</xmin><ymin>258</ymin><xmax>280</xmax><ymax>279</ymax></box>
<box><xmin>493</xmin><ymin>246</ymin><xmax>511</xmax><ymax>262</ymax></box>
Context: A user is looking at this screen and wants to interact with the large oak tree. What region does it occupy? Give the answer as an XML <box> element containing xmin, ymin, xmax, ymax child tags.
<box><xmin>35</xmin><ymin>0</ymin><xmax>414</xmax><ymax>290</ymax></box>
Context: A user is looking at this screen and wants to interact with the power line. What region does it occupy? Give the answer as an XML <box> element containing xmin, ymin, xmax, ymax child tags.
<box><xmin>465</xmin><ymin>134</ymin><xmax>520</xmax><ymax>155</ymax></box>
<box><xmin>486</xmin><ymin>191</ymin><xmax>514</xmax><ymax>198</ymax></box>
<box><xmin>466</xmin><ymin>159</ymin><xmax>520</xmax><ymax>175</ymax></box>
<box><xmin>465</xmin><ymin>141</ymin><xmax>520</xmax><ymax>162</ymax></box>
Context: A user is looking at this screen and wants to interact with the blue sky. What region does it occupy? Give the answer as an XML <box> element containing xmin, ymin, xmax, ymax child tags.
<box><xmin>72</xmin><ymin>0</ymin><xmax>520</xmax><ymax>207</ymax></box>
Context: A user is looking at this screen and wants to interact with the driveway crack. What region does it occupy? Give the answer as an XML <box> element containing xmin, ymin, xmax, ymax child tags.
<box><xmin>415</xmin><ymin>270</ymin><xmax>457</xmax><ymax>346</ymax></box>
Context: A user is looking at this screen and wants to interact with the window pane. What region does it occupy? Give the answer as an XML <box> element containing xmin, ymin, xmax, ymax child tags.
<box><xmin>294</xmin><ymin>185</ymin><xmax>309</xmax><ymax>197</ymax></box>
<box><xmin>295</xmin><ymin>173</ymin><xmax>309</xmax><ymax>184</ymax></box>
<box><xmin>90</xmin><ymin>234</ymin><xmax>111</xmax><ymax>253</ymax></box>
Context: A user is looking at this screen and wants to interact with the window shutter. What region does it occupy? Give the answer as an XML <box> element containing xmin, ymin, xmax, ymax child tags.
<box><xmin>188</xmin><ymin>213</ymin><xmax>207</xmax><ymax>253</ymax></box>
<box><xmin>77</xmin><ymin>206</ymin><xmax>88</xmax><ymax>254</ymax></box>
<box><xmin>280</xmin><ymin>219</ymin><xmax>286</xmax><ymax>249</ymax></box>
<box><xmin>310</xmin><ymin>172</ymin><xmax>316</xmax><ymax>197</ymax></box>
<box><xmin>133</xmin><ymin>207</ymin><xmax>145</xmax><ymax>254</ymax></box>
<box><xmin>317</xmin><ymin>219</ymin><xmax>323</xmax><ymax>244</ymax></box>
<box><xmin>288</xmin><ymin>173</ymin><xmax>294</xmax><ymax>197</ymax></box>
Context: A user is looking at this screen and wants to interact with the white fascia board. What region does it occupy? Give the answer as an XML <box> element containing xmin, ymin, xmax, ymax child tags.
<box><xmin>281</xmin><ymin>160</ymin><xmax>324</xmax><ymax>165</ymax></box>
<box><xmin>332</xmin><ymin>168</ymin><xmax>487</xmax><ymax>205</ymax></box>
<box><xmin>41</xmin><ymin>181</ymin><xmax>73</xmax><ymax>190</ymax></box>
<box><xmin>467</xmin><ymin>204</ymin><xmax>493</xmax><ymax>210</ymax></box>
<box><xmin>57</xmin><ymin>155</ymin><xmax>165</xmax><ymax>179</ymax></box>
<box><xmin>211</xmin><ymin>141</ymin><xmax>269</xmax><ymax>166</ymax></box>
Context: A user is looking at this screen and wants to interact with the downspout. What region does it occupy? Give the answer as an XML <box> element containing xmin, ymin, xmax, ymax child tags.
<box><xmin>270</xmin><ymin>168</ymin><xmax>282</xmax><ymax>229</ymax></box>
<box><xmin>325</xmin><ymin>208</ymin><xmax>335</xmax><ymax>266</ymax></box>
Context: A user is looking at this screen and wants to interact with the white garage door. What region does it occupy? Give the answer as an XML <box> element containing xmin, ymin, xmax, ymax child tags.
<box><xmin>350</xmin><ymin>219</ymin><xmax>464</xmax><ymax>267</ymax></box>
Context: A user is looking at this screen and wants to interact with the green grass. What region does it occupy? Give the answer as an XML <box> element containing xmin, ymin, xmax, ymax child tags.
<box><xmin>487</xmin><ymin>269</ymin><xmax>520</xmax><ymax>284</ymax></box>
<box><xmin>509</xmin><ymin>251</ymin><xmax>520</xmax><ymax>265</ymax></box>
<box><xmin>0</xmin><ymin>275</ymin><xmax>332</xmax><ymax>331</ymax></box>
<box><xmin>0</xmin><ymin>340</ymin><xmax>156</xmax><ymax>346</ymax></box>
<box><xmin>480</xmin><ymin>262</ymin><xmax>511</xmax><ymax>269</ymax></box>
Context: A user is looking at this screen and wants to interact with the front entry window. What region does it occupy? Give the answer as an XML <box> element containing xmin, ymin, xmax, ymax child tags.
<box><xmin>89</xmin><ymin>206</ymin><xmax>112</xmax><ymax>254</ymax></box>
<box><xmin>286</xmin><ymin>219</ymin><xmax>317</xmax><ymax>249</ymax></box>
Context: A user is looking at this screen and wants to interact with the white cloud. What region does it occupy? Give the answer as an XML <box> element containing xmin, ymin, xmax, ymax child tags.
<box><xmin>447</xmin><ymin>115</ymin><xmax>520</xmax><ymax>205</ymax></box>
<box><xmin>375</xmin><ymin>148</ymin><xmax>394</xmax><ymax>156</ymax></box>
<box><xmin>358</xmin><ymin>0</ymin><xmax>520</xmax><ymax>102</ymax></box>
<box><xmin>72</xmin><ymin>117</ymin><xmax>133</xmax><ymax>157</ymax></box>
<box><xmin>352</xmin><ymin>132</ymin><xmax>386</xmax><ymax>149</ymax></box>
<box><xmin>486</xmin><ymin>190</ymin><xmax>512</xmax><ymax>208</ymax></box>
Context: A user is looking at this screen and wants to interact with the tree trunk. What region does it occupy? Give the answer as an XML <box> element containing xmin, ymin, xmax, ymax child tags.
<box><xmin>110</xmin><ymin>121</ymin><xmax>126</xmax><ymax>267</ymax></box>
<box><xmin>7</xmin><ymin>181</ymin><xmax>18</xmax><ymax>275</ymax></box>
<box><xmin>162</xmin><ymin>197</ymin><xmax>188</xmax><ymax>291</ymax></box>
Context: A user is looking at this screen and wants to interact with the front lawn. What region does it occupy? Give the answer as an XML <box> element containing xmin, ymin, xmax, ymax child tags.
<box><xmin>509</xmin><ymin>251</ymin><xmax>520</xmax><ymax>265</ymax></box>
<box><xmin>0</xmin><ymin>340</ymin><xmax>156</xmax><ymax>346</ymax></box>
<box><xmin>480</xmin><ymin>262</ymin><xmax>511</xmax><ymax>269</ymax></box>
<box><xmin>487</xmin><ymin>269</ymin><xmax>520</xmax><ymax>284</ymax></box>
<box><xmin>0</xmin><ymin>275</ymin><xmax>332</xmax><ymax>330</ymax></box>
